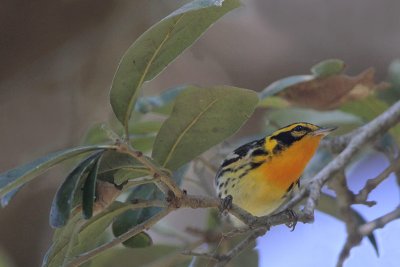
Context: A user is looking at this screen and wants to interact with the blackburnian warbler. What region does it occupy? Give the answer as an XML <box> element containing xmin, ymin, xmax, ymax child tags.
<box><xmin>215</xmin><ymin>122</ymin><xmax>336</xmax><ymax>217</ymax></box>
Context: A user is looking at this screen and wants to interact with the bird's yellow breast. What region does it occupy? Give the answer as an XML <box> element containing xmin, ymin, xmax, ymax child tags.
<box><xmin>231</xmin><ymin>135</ymin><xmax>322</xmax><ymax>216</ymax></box>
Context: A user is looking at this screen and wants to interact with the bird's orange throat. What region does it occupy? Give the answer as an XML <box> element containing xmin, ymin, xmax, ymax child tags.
<box><xmin>260</xmin><ymin>135</ymin><xmax>323</xmax><ymax>189</ymax></box>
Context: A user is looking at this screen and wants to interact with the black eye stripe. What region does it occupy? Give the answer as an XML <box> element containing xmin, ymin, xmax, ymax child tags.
<box><xmin>271</xmin><ymin>125</ymin><xmax>312</xmax><ymax>149</ymax></box>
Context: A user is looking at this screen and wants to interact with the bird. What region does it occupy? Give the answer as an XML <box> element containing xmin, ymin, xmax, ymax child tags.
<box><xmin>215</xmin><ymin>122</ymin><xmax>336</xmax><ymax>217</ymax></box>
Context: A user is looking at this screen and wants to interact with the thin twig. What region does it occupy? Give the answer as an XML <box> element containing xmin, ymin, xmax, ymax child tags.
<box><xmin>214</xmin><ymin>227</ymin><xmax>267</xmax><ymax>267</ymax></box>
<box><xmin>329</xmin><ymin>172</ymin><xmax>361</xmax><ymax>267</ymax></box>
<box><xmin>354</xmin><ymin>157</ymin><xmax>400</xmax><ymax>205</ymax></box>
<box><xmin>358</xmin><ymin>206</ymin><xmax>400</xmax><ymax>236</ymax></box>
<box><xmin>182</xmin><ymin>250</ymin><xmax>220</xmax><ymax>262</ymax></box>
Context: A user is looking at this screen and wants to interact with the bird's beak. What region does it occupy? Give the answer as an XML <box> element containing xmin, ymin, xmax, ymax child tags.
<box><xmin>311</xmin><ymin>126</ymin><xmax>337</xmax><ymax>137</ymax></box>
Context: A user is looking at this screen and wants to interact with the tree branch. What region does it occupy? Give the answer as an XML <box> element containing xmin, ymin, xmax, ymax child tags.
<box><xmin>358</xmin><ymin>206</ymin><xmax>400</xmax><ymax>236</ymax></box>
<box><xmin>329</xmin><ymin>172</ymin><xmax>362</xmax><ymax>267</ymax></box>
<box><xmin>354</xmin><ymin>157</ymin><xmax>400</xmax><ymax>205</ymax></box>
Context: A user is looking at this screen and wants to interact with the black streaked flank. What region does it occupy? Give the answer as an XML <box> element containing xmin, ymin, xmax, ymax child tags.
<box><xmin>251</xmin><ymin>148</ymin><xmax>269</xmax><ymax>157</ymax></box>
<box><xmin>250</xmin><ymin>161</ymin><xmax>265</xmax><ymax>169</ymax></box>
<box><xmin>286</xmin><ymin>182</ymin><xmax>294</xmax><ymax>193</ymax></box>
<box><xmin>238</xmin><ymin>171</ymin><xmax>248</xmax><ymax>179</ymax></box>
<box><xmin>221</xmin><ymin>157</ymin><xmax>239</xmax><ymax>168</ymax></box>
<box><xmin>217</xmin><ymin>167</ymin><xmax>233</xmax><ymax>177</ymax></box>
<box><xmin>232</xmin><ymin>138</ymin><xmax>265</xmax><ymax>158</ymax></box>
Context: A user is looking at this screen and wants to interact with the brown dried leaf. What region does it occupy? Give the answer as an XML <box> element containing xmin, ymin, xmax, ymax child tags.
<box><xmin>93</xmin><ymin>181</ymin><xmax>121</xmax><ymax>214</ymax></box>
<box><xmin>279</xmin><ymin>68</ymin><xmax>389</xmax><ymax>110</ymax></box>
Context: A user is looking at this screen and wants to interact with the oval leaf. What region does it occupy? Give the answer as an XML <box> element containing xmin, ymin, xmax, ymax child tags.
<box><xmin>123</xmin><ymin>232</ymin><xmax>153</xmax><ymax>248</ymax></box>
<box><xmin>97</xmin><ymin>150</ymin><xmax>143</xmax><ymax>184</ymax></box>
<box><xmin>87</xmin><ymin>245</ymin><xmax>190</xmax><ymax>267</ymax></box>
<box><xmin>113</xmin><ymin>168</ymin><xmax>150</xmax><ymax>186</ymax></box>
<box><xmin>82</xmin><ymin>155</ymin><xmax>102</xmax><ymax>220</ymax></box>
<box><xmin>311</xmin><ymin>58</ymin><xmax>345</xmax><ymax>78</ymax></box>
<box><xmin>0</xmin><ymin>145</ymin><xmax>113</xmax><ymax>206</ymax></box>
<box><xmin>50</xmin><ymin>152</ymin><xmax>103</xmax><ymax>228</ymax></box>
<box><xmin>43</xmin><ymin>201</ymin><xmax>133</xmax><ymax>267</ymax></box>
<box><xmin>111</xmin><ymin>184</ymin><xmax>163</xmax><ymax>248</ymax></box>
<box><xmin>110</xmin><ymin>0</ymin><xmax>240</xmax><ymax>129</ymax></box>
<box><xmin>152</xmin><ymin>86</ymin><xmax>259</xmax><ymax>170</ymax></box>
<box><xmin>112</xmin><ymin>210</ymin><xmax>154</xmax><ymax>248</ymax></box>
<box><xmin>388</xmin><ymin>59</ymin><xmax>400</xmax><ymax>88</ymax></box>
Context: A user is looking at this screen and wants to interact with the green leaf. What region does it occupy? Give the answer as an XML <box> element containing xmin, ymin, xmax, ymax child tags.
<box><xmin>340</xmin><ymin>95</ymin><xmax>389</xmax><ymax>121</ymax></box>
<box><xmin>207</xmin><ymin>209</ymin><xmax>221</xmax><ymax>229</ymax></box>
<box><xmin>43</xmin><ymin>201</ymin><xmax>134</xmax><ymax>267</ymax></box>
<box><xmin>82</xmin><ymin>124</ymin><xmax>111</xmax><ymax>145</ymax></box>
<box><xmin>0</xmin><ymin>145</ymin><xmax>113</xmax><ymax>206</ymax></box>
<box><xmin>230</xmin><ymin>241</ymin><xmax>258</xmax><ymax>267</ymax></box>
<box><xmin>50</xmin><ymin>152</ymin><xmax>103</xmax><ymax>228</ymax></box>
<box><xmin>257</xmin><ymin>96</ymin><xmax>289</xmax><ymax>109</ymax></box>
<box><xmin>388</xmin><ymin>59</ymin><xmax>400</xmax><ymax>88</ymax></box>
<box><xmin>97</xmin><ymin>150</ymin><xmax>143</xmax><ymax>184</ymax></box>
<box><xmin>311</xmin><ymin>59</ymin><xmax>345</xmax><ymax>78</ymax></box>
<box><xmin>152</xmin><ymin>86</ymin><xmax>259</xmax><ymax>170</ymax></box>
<box><xmin>341</xmin><ymin>96</ymin><xmax>400</xmax><ymax>144</ymax></box>
<box><xmin>0</xmin><ymin>187</ymin><xmax>22</xmax><ymax>207</ymax></box>
<box><xmin>317</xmin><ymin>193</ymin><xmax>379</xmax><ymax>256</ymax></box>
<box><xmin>122</xmin><ymin>232</ymin><xmax>153</xmax><ymax>248</ymax></box>
<box><xmin>82</xmin><ymin>155</ymin><xmax>102</xmax><ymax>220</ymax></box>
<box><xmin>0</xmin><ymin>249</ymin><xmax>13</xmax><ymax>267</ymax></box>
<box><xmin>112</xmin><ymin>184</ymin><xmax>162</xmax><ymax>247</ymax></box>
<box><xmin>130</xmin><ymin>135</ymin><xmax>157</xmax><ymax>152</ymax></box>
<box><xmin>113</xmin><ymin>211</ymin><xmax>154</xmax><ymax>248</ymax></box>
<box><xmin>129</xmin><ymin>121</ymin><xmax>163</xmax><ymax>135</ymax></box>
<box><xmin>42</xmin><ymin>214</ymin><xmax>81</xmax><ymax>267</ymax></box>
<box><xmin>87</xmin><ymin>245</ymin><xmax>190</xmax><ymax>267</ymax></box>
<box><xmin>113</xmin><ymin>168</ymin><xmax>150</xmax><ymax>186</ymax></box>
<box><xmin>110</xmin><ymin>0</ymin><xmax>240</xmax><ymax>130</ymax></box>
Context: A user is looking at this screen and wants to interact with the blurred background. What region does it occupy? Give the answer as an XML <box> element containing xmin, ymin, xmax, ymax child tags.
<box><xmin>1</xmin><ymin>0</ymin><xmax>399</xmax><ymax>266</ymax></box>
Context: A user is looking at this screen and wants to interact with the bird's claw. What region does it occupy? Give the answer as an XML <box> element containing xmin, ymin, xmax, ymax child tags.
<box><xmin>221</xmin><ymin>195</ymin><xmax>233</xmax><ymax>214</ymax></box>
<box><xmin>284</xmin><ymin>209</ymin><xmax>298</xmax><ymax>231</ymax></box>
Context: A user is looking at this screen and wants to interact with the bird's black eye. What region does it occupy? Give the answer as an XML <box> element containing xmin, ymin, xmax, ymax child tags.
<box><xmin>293</xmin><ymin>125</ymin><xmax>304</xmax><ymax>131</ymax></box>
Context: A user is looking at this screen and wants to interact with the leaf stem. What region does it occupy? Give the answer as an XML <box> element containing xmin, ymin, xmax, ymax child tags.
<box><xmin>117</xmin><ymin>143</ymin><xmax>183</xmax><ymax>198</ymax></box>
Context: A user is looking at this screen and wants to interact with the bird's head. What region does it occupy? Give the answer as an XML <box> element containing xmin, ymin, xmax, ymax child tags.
<box><xmin>266</xmin><ymin>122</ymin><xmax>336</xmax><ymax>154</ymax></box>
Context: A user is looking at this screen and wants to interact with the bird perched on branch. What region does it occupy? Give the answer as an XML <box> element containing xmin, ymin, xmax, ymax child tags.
<box><xmin>215</xmin><ymin>122</ymin><xmax>336</xmax><ymax>217</ymax></box>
